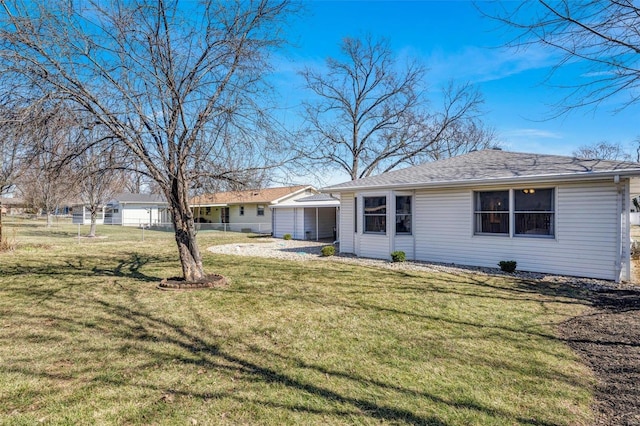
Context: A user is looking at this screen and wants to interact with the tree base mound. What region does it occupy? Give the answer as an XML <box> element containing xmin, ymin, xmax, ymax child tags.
<box><xmin>157</xmin><ymin>274</ymin><xmax>228</xmax><ymax>290</ymax></box>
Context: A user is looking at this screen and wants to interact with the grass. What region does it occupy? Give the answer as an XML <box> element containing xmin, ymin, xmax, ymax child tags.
<box><xmin>0</xmin><ymin>219</ymin><xmax>596</xmax><ymax>425</ymax></box>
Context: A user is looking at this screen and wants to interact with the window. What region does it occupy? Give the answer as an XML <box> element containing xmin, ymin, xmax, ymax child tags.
<box><xmin>474</xmin><ymin>188</ymin><xmax>555</xmax><ymax>237</ymax></box>
<box><xmin>474</xmin><ymin>191</ymin><xmax>509</xmax><ymax>234</ymax></box>
<box><xmin>515</xmin><ymin>188</ymin><xmax>554</xmax><ymax>236</ymax></box>
<box><xmin>395</xmin><ymin>195</ymin><xmax>412</xmax><ymax>234</ymax></box>
<box><xmin>363</xmin><ymin>196</ymin><xmax>386</xmax><ymax>233</ymax></box>
<box><xmin>205</xmin><ymin>207</ymin><xmax>211</xmax><ymax>215</ymax></box>
<box><xmin>257</xmin><ymin>205</ymin><xmax>265</xmax><ymax>216</ymax></box>
<box><xmin>354</xmin><ymin>197</ymin><xmax>358</xmax><ymax>233</ymax></box>
<box><xmin>239</xmin><ymin>205</ymin><xmax>245</xmax><ymax>216</ymax></box>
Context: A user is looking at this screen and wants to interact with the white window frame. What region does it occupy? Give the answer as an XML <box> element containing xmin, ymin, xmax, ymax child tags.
<box><xmin>473</xmin><ymin>188</ymin><xmax>556</xmax><ymax>238</ymax></box>
<box><xmin>514</xmin><ymin>188</ymin><xmax>555</xmax><ymax>238</ymax></box>
<box><xmin>395</xmin><ymin>195</ymin><xmax>412</xmax><ymax>235</ymax></box>
<box><xmin>363</xmin><ymin>196</ymin><xmax>387</xmax><ymax>234</ymax></box>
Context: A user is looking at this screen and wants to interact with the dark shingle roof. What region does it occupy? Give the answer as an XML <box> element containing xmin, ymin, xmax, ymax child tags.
<box><xmin>324</xmin><ymin>149</ymin><xmax>640</xmax><ymax>191</ymax></box>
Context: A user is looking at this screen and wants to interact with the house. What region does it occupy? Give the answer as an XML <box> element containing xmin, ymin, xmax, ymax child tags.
<box><xmin>323</xmin><ymin>149</ymin><xmax>640</xmax><ymax>282</ymax></box>
<box><xmin>0</xmin><ymin>197</ymin><xmax>26</xmax><ymax>215</ymax></box>
<box><xmin>271</xmin><ymin>193</ymin><xmax>340</xmax><ymax>240</ymax></box>
<box><xmin>103</xmin><ymin>193</ymin><xmax>170</xmax><ymax>227</ymax></box>
<box><xmin>190</xmin><ymin>185</ymin><xmax>317</xmax><ymax>234</ymax></box>
<box><xmin>71</xmin><ymin>204</ymin><xmax>106</xmax><ymax>225</ymax></box>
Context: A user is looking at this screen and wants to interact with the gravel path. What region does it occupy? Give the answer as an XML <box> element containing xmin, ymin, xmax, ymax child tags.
<box><xmin>207</xmin><ymin>238</ymin><xmax>629</xmax><ymax>290</ymax></box>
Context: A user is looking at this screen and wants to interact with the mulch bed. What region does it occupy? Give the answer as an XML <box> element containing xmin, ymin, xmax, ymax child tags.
<box><xmin>157</xmin><ymin>274</ymin><xmax>228</xmax><ymax>290</ymax></box>
<box><xmin>558</xmin><ymin>288</ymin><xmax>640</xmax><ymax>425</ymax></box>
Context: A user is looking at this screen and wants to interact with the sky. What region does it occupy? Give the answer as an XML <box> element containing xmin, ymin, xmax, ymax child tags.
<box><xmin>272</xmin><ymin>1</ymin><xmax>639</xmax><ymax>185</ymax></box>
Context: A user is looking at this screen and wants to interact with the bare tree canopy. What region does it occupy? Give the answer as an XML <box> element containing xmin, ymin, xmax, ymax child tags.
<box><xmin>299</xmin><ymin>35</ymin><xmax>495</xmax><ymax>181</ymax></box>
<box><xmin>485</xmin><ymin>0</ymin><xmax>640</xmax><ymax>114</ymax></box>
<box><xmin>572</xmin><ymin>141</ymin><xmax>631</xmax><ymax>161</ymax></box>
<box><xmin>71</xmin><ymin>120</ymin><xmax>129</xmax><ymax>238</ymax></box>
<box><xmin>0</xmin><ymin>0</ymin><xmax>294</xmax><ymax>281</ymax></box>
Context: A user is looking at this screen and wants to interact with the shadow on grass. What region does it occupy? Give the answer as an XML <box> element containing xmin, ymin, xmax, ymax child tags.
<box><xmin>90</xmin><ymin>252</ymin><xmax>164</xmax><ymax>283</ymax></box>
<box><xmin>0</xmin><ymin>284</ymin><xmax>564</xmax><ymax>426</ymax></box>
<box><xmin>6</xmin><ymin>293</ymin><xmax>562</xmax><ymax>425</ymax></box>
<box><xmin>0</xmin><ymin>252</ymin><xmax>167</xmax><ymax>284</ymax></box>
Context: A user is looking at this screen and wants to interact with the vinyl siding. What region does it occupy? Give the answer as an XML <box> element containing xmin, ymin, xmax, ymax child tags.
<box><xmin>119</xmin><ymin>204</ymin><xmax>164</xmax><ymax>226</ymax></box>
<box><xmin>228</xmin><ymin>204</ymin><xmax>272</xmax><ymax>232</ymax></box>
<box><xmin>394</xmin><ymin>235</ymin><xmax>414</xmax><ymax>260</ymax></box>
<box><xmin>360</xmin><ymin>233</ymin><xmax>391</xmax><ymax>259</ymax></box>
<box><xmin>339</xmin><ymin>194</ymin><xmax>355</xmax><ymax>253</ymax></box>
<box><xmin>410</xmin><ymin>181</ymin><xmax>621</xmax><ymax>280</ymax></box>
<box><xmin>273</xmin><ymin>208</ymin><xmax>295</xmax><ymax>238</ymax></box>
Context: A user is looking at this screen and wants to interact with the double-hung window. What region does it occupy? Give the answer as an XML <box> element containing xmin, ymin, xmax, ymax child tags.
<box><xmin>239</xmin><ymin>205</ymin><xmax>245</xmax><ymax>216</ymax></box>
<box><xmin>257</xmin><ymin>205</ymin><xmax>265</xmax><ymax>216</ymax></box>
<box><xmin>363</xmin><ymin>196</ymin><xmax>386</xmax><ymax>233</ymax></box>
<box><xmin>515</xmin><ymin>188</ymin><xmax>554</xmax><ymax>236</ymax></box>
<box><xmin>395</xmin><ymin>195</ymin><xmax>412</xmax><ymax>234</ymax></box>
<box><xmin>474</xmin><ymin>191</ymin><xmax>509</xmax><ymax>234</ymax></box>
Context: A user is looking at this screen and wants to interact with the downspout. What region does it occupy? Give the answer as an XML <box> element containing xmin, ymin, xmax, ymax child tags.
<box><xmin>615</xmin><ymin>175</ymin><xmax>623</xmax><ymax>282</ymax></box>
<box><xmin>623</xmin><ymin>179</ymin><xmax>631</xmax><ymax>281</ymax></box>
<box><xmin>412</xmin><ymin>189</ymin><xmax>416</xmax><ymax>261</ymax></box>
<box><xmin>316</xmin><ymin>207</ymin><xmax>319</xmax><ymax>241</ymax></box>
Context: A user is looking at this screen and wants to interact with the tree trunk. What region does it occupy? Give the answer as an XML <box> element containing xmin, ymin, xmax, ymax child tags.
<box><xmin>46</xmin><ymin>212</ymin><xmax>53</xmax><ymax>228</ymax></box>
<box><xmin>88</xmin><ymin>206</ymin><xmax>97</xmax><ymax>237</ymax></box>
<box><xmin>0</xmin><ymin>201</ymin><xmax>3</xmax><ymax>244</ymax></box>
<box><xmin>167</xmin><ymin>181</ymin><xmax>205</xmax><ymax>282</ymax></box>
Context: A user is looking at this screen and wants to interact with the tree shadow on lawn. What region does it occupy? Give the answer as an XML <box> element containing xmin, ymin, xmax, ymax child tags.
<box><xmin>2</xmin><ymin>288</ymin><xmax>563</xmax><ymax>426</ymax></box>
<box><xmin>0</xmin><ymin>252</ymin><xmax>168</xmax><ymax>286</ymax></box>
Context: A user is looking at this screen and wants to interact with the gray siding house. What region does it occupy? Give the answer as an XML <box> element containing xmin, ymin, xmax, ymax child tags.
<box><xmin>323</xmin><ymin>149</ymin><xmax>640</xmax><ymax>282</ymax></box>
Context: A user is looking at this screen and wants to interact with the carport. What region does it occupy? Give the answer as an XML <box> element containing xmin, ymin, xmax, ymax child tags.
<box><xmin>271</xmin><ymin>194</ymin><xmax>340</xmax><ymax>241</ymax></box>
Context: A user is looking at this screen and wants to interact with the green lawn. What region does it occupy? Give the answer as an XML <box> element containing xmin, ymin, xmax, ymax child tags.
<box><xmin>0</xmin><ymin>220</ymin><xmax>595</xmax><ymax>425</ymax></box>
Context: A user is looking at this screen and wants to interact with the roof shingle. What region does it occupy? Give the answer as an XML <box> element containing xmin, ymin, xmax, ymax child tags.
<box><xmin>324</xmin><ymin>149</ymin><xmax>640</xmax><ymax>191</ymax></box>
<box><xmin>190</xmin><ymin>185</ymin><xmax>312</xmax><ymax>206</ymax></box>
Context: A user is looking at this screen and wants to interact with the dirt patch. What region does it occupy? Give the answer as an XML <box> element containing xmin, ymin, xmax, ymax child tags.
<box><xmin>157</xmin><ymin>274</ymin><xmax>228</xmax><ymax>290</ymax></box>
<box><xmin>558</xmin><ymin>288</ymin><xmax>640</xmax><ymax>425</ymax></box>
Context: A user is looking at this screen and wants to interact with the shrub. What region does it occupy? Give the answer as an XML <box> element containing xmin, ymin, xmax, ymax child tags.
<box><xmin>391</xmin><ymin>250</ymin><xmax>406</xmax><ymax>262</ymax></box>
<box><xmin>321</xmin><ymin>245</ymin><xmax>335</xmax><ymax>257</ymax></box>
<box><xmin>498</xmin><ymin>260</ymin><xmax>517</xmax><ymax>273</ymax></box>
<box><xmin>283</xmin><ymin>233</ymin><xmax>292</xmax><ymax>240</ymax></box>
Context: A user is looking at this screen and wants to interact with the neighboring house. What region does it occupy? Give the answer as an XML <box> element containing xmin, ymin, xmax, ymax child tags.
<box><xmin>71</xmin><ymin>204</ymin><xmax>106</xmax><ymax>225</ymax></box>
<box><xmin>271</xmin><ymin>193</ymin><xmax>340</xmax><ymax>241</ymax></box>
<box><xmin>190</xmin><ymin>185</ymin><xmax>317</xmax><ymax>234</ymax></box>
<box><xmin>103</xmin><ymin>193</ymin><xmax>170</xmax><ymax>227</ymax></box>
<box><xmin>323</xmin><ymin>149</ymin><xmax>640</xmax><ymax>282</ymax></box>
<box><xmin>0</xmin><ymin>197</ymin><xmax>26</xmax><ymax>215</ymax></box>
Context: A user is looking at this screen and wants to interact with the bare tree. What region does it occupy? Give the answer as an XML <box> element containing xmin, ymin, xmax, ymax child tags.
<box><xmin>17</xmin><ymin>106</ymin><xmax>78</xmax><ymax>227</ymax></box>
<box><xmin>485</xmin><ymin>1</ymin><xmax>640</xmax><ymax>114</ymax></box>
<box><xmin>299</xmin><ymin>35</ymin><xmax>494</xmax><ymax>180</ymax></box>
<box><xmin>0</xmin><ymin>103</ymin><xmax>27</xmax><ymax>243</ymax></box>
<box><xmin>0</xmin><ymin>0</ymin><xmax>294</xmax><ymax>281</ymax></box>
<box><xmin>573</xmin><ymin>141</ymin><xmax>631</xmax><ymax>161</ymax></box>
<box><xmin>72</xmin><ymin>124</ymin><xmax>128</xmax><ymax>238</ymax></box>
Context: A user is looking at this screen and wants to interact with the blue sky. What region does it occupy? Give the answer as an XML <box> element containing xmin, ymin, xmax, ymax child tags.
<box><xmin>274</xmin><ymin>0</ymin><xmax>639</xmax><ymax>178</ymax></box>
